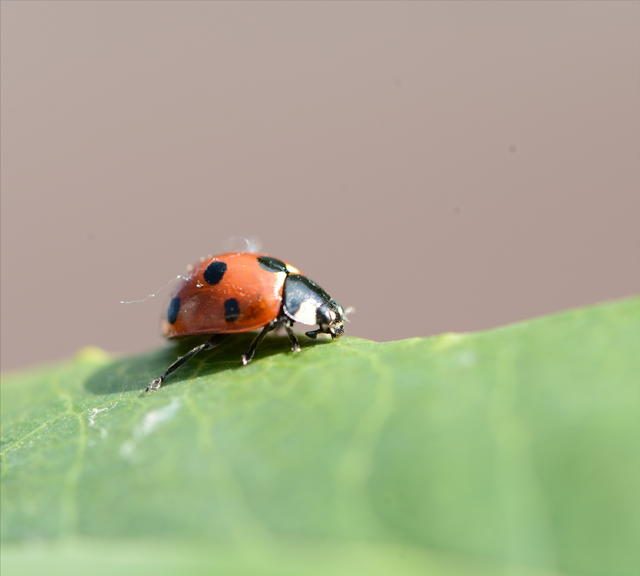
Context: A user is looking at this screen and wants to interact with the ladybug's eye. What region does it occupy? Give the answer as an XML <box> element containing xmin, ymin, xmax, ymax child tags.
<box><xmin>316</xmin><ymin>305</ymin><xmax>335</xmax><ymax>327</ymax></box>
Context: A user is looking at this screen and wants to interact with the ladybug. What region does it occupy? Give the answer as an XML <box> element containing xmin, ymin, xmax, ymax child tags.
<box><xmin>147</xmin><ymin>252</ymin><xmax>346</xmax><ymax>391</ymax></box>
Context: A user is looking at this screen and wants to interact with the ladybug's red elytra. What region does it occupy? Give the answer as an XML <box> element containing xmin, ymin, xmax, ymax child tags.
<box><xmin>147</xmin><ymin>252</ymin><xmax>346</xmax><ymax>391</ymax></box>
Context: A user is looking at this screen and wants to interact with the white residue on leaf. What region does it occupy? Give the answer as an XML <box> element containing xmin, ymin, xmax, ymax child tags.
<box><xmin>87</xmin><ymin>402</ymin><xmax>118</xmax><ymax>439</ymax></box>
<box><xmin>120</xmin><ymin>398</ymin><xmax>181</xmax><ymax>460</ymax></box>
<box><xmin>456</xmin><ymin>349</ymin><xmax>477</xmax><ymax>368</ymax></box>
<box><xmin>139</xmin><ymin>397</ymin><xmax>181</xmax><ymax>436</ymax></box>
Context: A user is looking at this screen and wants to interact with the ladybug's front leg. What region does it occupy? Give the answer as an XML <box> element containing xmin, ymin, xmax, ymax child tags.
<box><xmin>147</xmin><ymin>334</ymin><xmax>226</xmax><ymax>392</ymax></box>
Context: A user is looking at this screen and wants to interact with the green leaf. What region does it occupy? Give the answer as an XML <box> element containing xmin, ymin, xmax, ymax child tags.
<box><xmin>2</xmin><ymin>297</ymin><xmax>639</xmax><ymax>576</ymax></box>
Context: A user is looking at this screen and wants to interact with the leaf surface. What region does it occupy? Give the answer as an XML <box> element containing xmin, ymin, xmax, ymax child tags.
<box><xmin>2</xmin><ymin>297</ymin><xmax>639</xmax><ymax>576</ymax></box>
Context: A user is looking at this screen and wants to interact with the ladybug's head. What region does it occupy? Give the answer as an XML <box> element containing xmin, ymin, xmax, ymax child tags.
<box><xmin>313</xmin><ymin>299</ymin><xmax>346</xmax><ymax>339</ymax></box>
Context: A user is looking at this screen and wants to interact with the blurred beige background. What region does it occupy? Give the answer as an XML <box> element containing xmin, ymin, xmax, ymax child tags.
<box><xmin>2</xmin><ymin>1</ymin><xmax>639</xmax><ymax>371</ymax></box>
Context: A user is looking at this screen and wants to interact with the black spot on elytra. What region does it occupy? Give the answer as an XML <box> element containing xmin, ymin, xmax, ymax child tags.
<box><xmin>203</xmin><ymin>261</ymin><xmax>227</xmax><ymax>286</ymax></box>
<box><xmin>224</xmin><ymin>298</ymin><xmax>240</xmax><ymax>322</ymax></box>
<box><xmin>167</xmin><ymin>297</ymin><xmax>181</xmax><ymax>324</ymax></box>
<box><xmin>257</xmin><ymin>256</ymin><xmax>288</xmax><ymax>274</ymax></box>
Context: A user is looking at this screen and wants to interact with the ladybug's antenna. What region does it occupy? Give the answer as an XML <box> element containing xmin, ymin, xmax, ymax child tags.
<box><xmin>343</xmin><ymin>307</ymin><xmax>355</xmax><ymax>322</ymax></box>
<box><xmin>120</xmin><ymin>275</ymin><xmax>183</xmax><ymax>304</ymax></box>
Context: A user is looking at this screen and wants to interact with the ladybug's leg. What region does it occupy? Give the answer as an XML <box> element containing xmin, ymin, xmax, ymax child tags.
<box><xmin>241</xmin><ymin>321</ymin><xmax>278</xmax><ymax>366</ymax></box>
<box><xmin>147</xmin><ymin>334</ymin><xmax>226</xmax><ymax>392</ymax></box>
<box><xmin>285</xmin><ymin>323</ymin><xmax>301</xmax><ymax>353</ymax></box>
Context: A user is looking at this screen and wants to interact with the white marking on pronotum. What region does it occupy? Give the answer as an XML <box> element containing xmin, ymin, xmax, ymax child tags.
<box><xmin>293</xmin><ymin>300</ymin><xmax>318</xmax><ymax>325</ymax></box>
<box><xmin>120</xmin><ymin>398</ymin><xmax>181</xmax><ymax>459</ymax></box>
<box><xmin>120</xmin><ymin>275</ymin><xmax>184</xmax><ymax>304</ymax></box>
<box><xmin>87</xmin><ymin>402</ymin><xmax>118</xmax><ymax>439</ymax></box>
